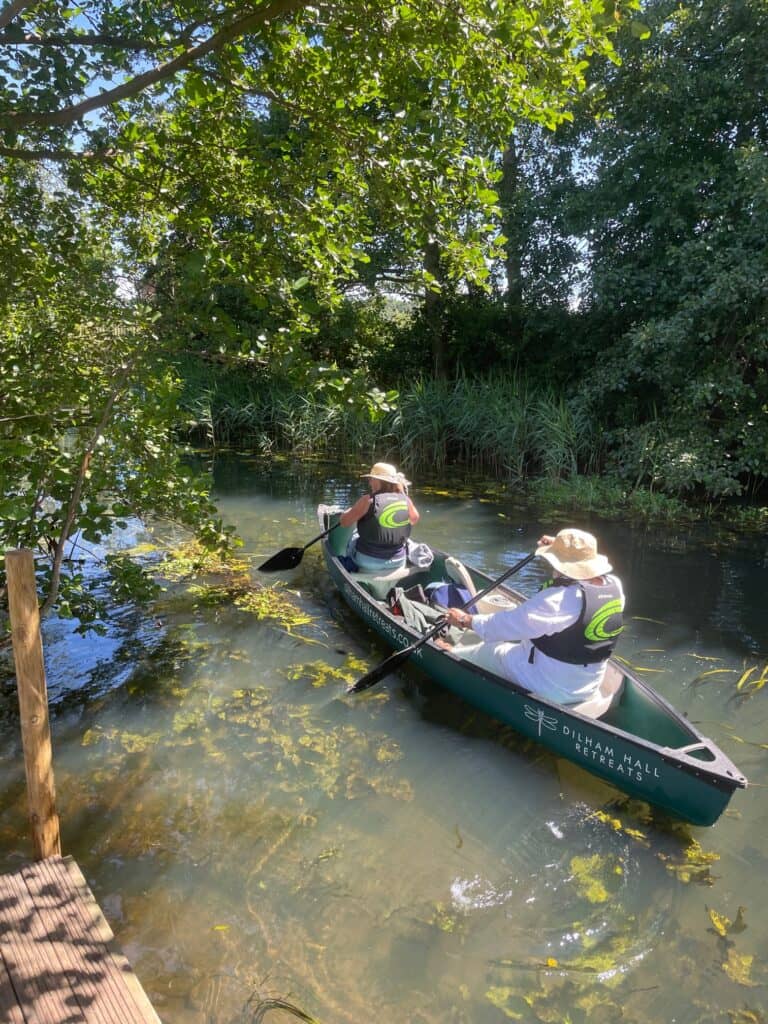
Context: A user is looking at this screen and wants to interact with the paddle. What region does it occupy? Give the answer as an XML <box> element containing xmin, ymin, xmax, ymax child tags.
<box><xmin>258</xmin><ymin>522</ymin><xmax>340</xmax><ymax>572</ymax></box>
<box><xmin>346</xmin><ymin>551</ymin><xmax>536</xmax><ymax>694</ymax></box>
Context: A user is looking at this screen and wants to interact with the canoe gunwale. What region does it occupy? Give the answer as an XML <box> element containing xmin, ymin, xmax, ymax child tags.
<box><xmin>318</xmin><ymin>494</ymin><xmax>748</xmax><ymax>824</ymax></box>
<box><xmin>327</xmin><ymin>544</ymin><xmax>749</xmax><ymax>790</ymax></box>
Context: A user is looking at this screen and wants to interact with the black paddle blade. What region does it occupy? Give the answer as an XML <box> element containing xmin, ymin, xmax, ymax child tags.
<box><xmin>347</xmin><ymin>646</ymin><xmax>415</xmax><ymax>694</ymax></box>
<box><xmin>258</xmin><ymin>522</ymin><xmax>339</xmax><ymax>572</ymax></box>
<box><xmin>257</xmin><ymin>547</ymin><xmax>304</xmax><ymax>572</ymax></box>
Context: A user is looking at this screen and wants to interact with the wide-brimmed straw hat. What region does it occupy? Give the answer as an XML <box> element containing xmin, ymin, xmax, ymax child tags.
<box><xmin>361</xmin><ymin>462</ymin><xmax>411</xmax><ymax>487</ymax></box>
<box><xmin>535</xmin><ymin>528</ymin><xmax>612</xmax><ymax>581</ymax></box>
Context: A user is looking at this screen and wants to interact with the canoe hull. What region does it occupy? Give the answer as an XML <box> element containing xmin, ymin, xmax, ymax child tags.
<box><xmin>326</xmin><ymin>545</ymin><xmax>746</xmax><ymax>827</ymax></box>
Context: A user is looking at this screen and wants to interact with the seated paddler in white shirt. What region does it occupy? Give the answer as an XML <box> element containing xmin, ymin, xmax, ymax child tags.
<box><xmin>442</xmin><ymin>528</ymin><xmax>625</xmax><ymax>707</ymax></box>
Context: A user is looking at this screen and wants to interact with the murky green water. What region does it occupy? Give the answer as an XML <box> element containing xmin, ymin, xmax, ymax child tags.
<box><xmin>1</xmin><ymin>455</ymin><xmax>767</xmax><ymax>1023</ymax></box>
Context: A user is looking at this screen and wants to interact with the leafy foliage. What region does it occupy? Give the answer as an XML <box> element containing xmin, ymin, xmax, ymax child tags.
<box><xmin>1</xmin><ymin>0</ymin><xmax>632</xmax><ymax>623</ymax></box>
<box><xmin>565</xmin><ymin>0</ymin><xmax>768</xmax><ymax>496</ymax></box>
<box><xmin>0</xmin><ymin>165</ymin><xmax>232</xmax><ymax>624</ymax></box>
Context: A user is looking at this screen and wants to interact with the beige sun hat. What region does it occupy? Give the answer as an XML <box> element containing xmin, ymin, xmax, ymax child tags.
<box><xmin>535</xmin><ymin>528</ymin><xmax>612</xmax><ymax>581</ymax></box>
<box><xmin>361</xmin><ymin>462</ymin><xmax>411</xmax><ymax>487</ymax></box>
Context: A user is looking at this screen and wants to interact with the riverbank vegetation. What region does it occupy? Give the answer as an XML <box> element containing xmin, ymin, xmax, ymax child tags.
<box><xmin>170</xmin><ymin>0</ymin><xmax>767</xmax><ymax>510</ymax></box>
<box><xmin>2</xmin><ymin>0</ymin><xmax>767</xmax><ymax>626</ymax></box>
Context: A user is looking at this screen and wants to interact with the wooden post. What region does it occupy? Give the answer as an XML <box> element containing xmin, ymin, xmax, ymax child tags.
<box><xmin>5</xmin><ymin>549</ymin><xmax>61</xmax><ymax>860</ymax></box>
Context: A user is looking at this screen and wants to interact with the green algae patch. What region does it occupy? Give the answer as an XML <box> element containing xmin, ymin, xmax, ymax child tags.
<box><xmin>155</xmin><ymin>541</ymin><xmax>247</xmax><ymax>582</ymax></box>
<box><xmin>659</xmin><ymin>837</ymin><xmax>720</xmax><ymax>885</ymax></box>
<box><xmin>723</xmin><ymin>950</ymin><xmax>756</xmax><ymax>987</ymax></box>
<box><xmin>588</xmin><ymin>809</ymin><xmax>649</xmax><ymax>845</ymax></box>
<box><xmin>727</xmin><ymin>1008</ymin><xmax>766</xmax><ymax>1024</ymax></box>
<box><xmin>283</xmin><ymin>655</ymin><xmax>369</xmax><ymax>688</ymax></box>
<box><xmin>428</xmin><ymin>901</ymin><xmax>464</xmax><ymax>934</ymax></box>
<box><xmin>569</xmin><ymin>854</ymin><xmax>610</xmax><ymax>904</ymax></box>
<box><xmin>235</xmin><ymin>584</ymin><xmax>315</xmax><ymax>631</ymax></box>
<box><xmin>154</xmin><ymin>540</ymin><xmax>323</xmax><ymax>644</ymax></box>
<box><xmin>485</xmin><ymin>985</ymin><xmax>529</xmax><ymax>1020</ymax></box>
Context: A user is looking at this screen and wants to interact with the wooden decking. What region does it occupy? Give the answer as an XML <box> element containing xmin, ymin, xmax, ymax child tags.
<box><xmin>0</xmin><ymin>855</ymin><xmax>160</xmax><ymax>1023</ymax></box>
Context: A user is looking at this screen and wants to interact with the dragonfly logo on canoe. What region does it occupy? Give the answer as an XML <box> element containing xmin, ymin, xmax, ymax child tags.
<box><xmin>524</xmin><ymin>705</ymin><xmax>558</xmax><ymax>737</ymax></box>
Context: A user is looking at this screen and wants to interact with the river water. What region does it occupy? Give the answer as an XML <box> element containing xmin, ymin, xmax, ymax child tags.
<box><xmin>1</xmin><ymin>455</ymin><xmax>766</xmax><ymax>1023</ymax></box>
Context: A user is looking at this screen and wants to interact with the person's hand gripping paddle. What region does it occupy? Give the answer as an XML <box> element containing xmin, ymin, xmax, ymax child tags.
<box><xmin>347</xmin><ymin>552</ymin><xmax>535</xmax><ymax>694</ymax></box>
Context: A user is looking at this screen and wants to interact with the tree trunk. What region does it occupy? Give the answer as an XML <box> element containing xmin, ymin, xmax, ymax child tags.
<box><xmin>423</xmin><ymin>236</ymin><xmax>447</xmax><ymax>378</ymax></box>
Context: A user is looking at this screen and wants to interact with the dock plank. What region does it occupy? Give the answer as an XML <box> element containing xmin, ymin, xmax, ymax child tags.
<box><xmin>37</xmin><ymin>857</ymin><xmax>161</xmax><ymax>1024</ymax></box>
<box><xmin>0</xmin><ymin>857</ymin><xmax>161</xmax><ymax>1024</ymax></box>
<box><xmin>0</xmin><ymin>950</ymin><xmax>26</xmax><ymax>1024</ymax></box>
<box><xmin>23</xmin><ymin>859</ymin><xmax>139</xmax><ymax>1024</ymax></box>
<box><xmin>0</xmin><ymin>865</ymin><xmax>85</xmax><ymax>1023</ymax></box>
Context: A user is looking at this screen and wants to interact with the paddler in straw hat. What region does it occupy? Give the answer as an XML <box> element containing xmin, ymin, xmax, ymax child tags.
<box><xmin>443</xmin><ymin>528</ymin><xmax>625</xmax><ymax>706</ymax></box>
<box><xmin>340</xmin><ymin>462</ymin><xmax>420</xmax><ymax>573</ymax></box>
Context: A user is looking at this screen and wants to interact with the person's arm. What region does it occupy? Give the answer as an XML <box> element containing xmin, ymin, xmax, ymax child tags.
<box><xmin>445</xmin><ymin>535</ymin><xmax>559</xmax><ymax>630</ymax></box>
<box><xmin>395</xmin><ymin>473</ymin><xmax>419</xmax><ymax>524</ymax></box>
<box><xmin>445</xmin><ymin>606</ymin><xmax>472</xmax><ymax>629</ymax></box>
<box><xmin>445</xmin><ymin>587</ymin><xmax>580</xmax><ymax>639</ymax></box>
<box><xmin>339</xmin><ymin>494</ymin><xmax>372</xmax><ymax>528</ymax></box>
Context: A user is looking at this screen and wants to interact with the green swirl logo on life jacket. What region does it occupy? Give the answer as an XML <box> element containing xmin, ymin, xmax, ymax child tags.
<box><xmin>377</xmin><ymin>499</ymin><xmax>409</xmax><ymax>529</ymax></box>
<box><xmin>584</xmin><ymin>598</ymin><xmax>624</xmax><ymax>642</ymax></box>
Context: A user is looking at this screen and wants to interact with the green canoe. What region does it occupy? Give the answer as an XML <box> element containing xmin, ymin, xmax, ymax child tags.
<box><xmin>321</xmin><ymin>510</ymin><xmax>747</xmax><ymax>827</ymax></box>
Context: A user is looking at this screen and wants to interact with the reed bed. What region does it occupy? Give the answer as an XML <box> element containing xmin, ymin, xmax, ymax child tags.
<box><xmin>181</xmin><ymin>370</ymin><xmax>603</xmax><ymax>483</ymax></box>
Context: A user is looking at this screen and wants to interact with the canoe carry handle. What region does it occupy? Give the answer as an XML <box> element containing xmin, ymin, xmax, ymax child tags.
<box><xmin>676</xmin><ymin>741</ymin><xmax>715</xmax><ymax>757</ymax></box>
<box><xmin>666</xmin><ymin>738</ymin><xmax>748</xmax><ymax>786</ymax></box>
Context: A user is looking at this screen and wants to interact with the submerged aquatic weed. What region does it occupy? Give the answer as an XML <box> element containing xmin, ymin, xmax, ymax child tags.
<box><xmin>157</xmin><ymin>539</ymin><xmax>323</xmax><ymax>641</ymax></box>
<box><xmin>568</xmin><ymin>853</ymin><xmax>612</xmax><ymax>904</ymax></box>
<box><xmin>485</xmin><ymin>984</ymin><xmax>533</xmax><ymax>1019</ymax></box>
<box><xmin>690</xmin><ymin>667</ymin><xmax>740</xmax><ymax>687</ymax></box>
<box><xmin>80</xmin><ymin>725</ymin><xmax>164</xmax><ymax>753</ymax></box>
<box><xmin>487</xmin><ymin>939</ymin><xmax>632</xmax><ymax>1018</ymax></box>
<box><xmin>156</xmin><ymin>540</ymin><xmax>248</xmax><ymax>583</ymax></box>
<box><xmin>721</xmin><ymin>731</ymin><xmax>768</xmax><ymax>751</ymax></box>
<box><xmin>659</xmin><ymin>838</ymin><xmax>720</xmax><ymax>885</ymax></box>
<box><xmin>235</xmin><ymin>585</ymin><xmax>314</xmax><ymax>629</ymax></box>
<box><xmin>429</xmin><ymin>901</ymin><xmax>465</xmax><ymax>935</ymax></box>
<box><xmin>283</xmin><ymin>655</ymin><xmax>369</xmax><ymax>688</ymax></box>
<box><xmin>601</xmin><ymin>800</ymin><xmax>723</xmax><ymax>887</ymax></box>
<box><xmin>587</xmin><ymin>810</ymin><xmax>649</xmax><ymax>845</ymax></box>
<box><xmin>733</xmin><ymin>662</ymin><xmax>768</xmax><ymax>699</ymax></box>
<box><xmin>723</xmin><ymin>950</ymin><xmax>756</xmax><ymax>987</ymax></box>
<box><xmin>707</xmin><ymin>905</ymin><xmax>747</xmax><ymax>938</ymax></box>
<box><xmin>728</xmin><ymin>1007</ymin><xmax>766</xmax><ymax>1024</ymax></box>
<box><xmin>244</xmin><ymin>995</ymin><xmax>323</xmax><ymax>1023</ymax></box>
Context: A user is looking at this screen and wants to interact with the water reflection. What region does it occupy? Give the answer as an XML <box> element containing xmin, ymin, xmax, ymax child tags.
<box><xmin>0</xmin><ymin>454</ymin><xmax>766</xmax><ymax>1023</ymax></box>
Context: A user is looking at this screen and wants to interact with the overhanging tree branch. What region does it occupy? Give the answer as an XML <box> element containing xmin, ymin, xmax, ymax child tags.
<box><xmin>0</xmin><ymin>30</ymin><xmax>188</xmax><ymax>49</ymax></box>
<box><xmin>39</xmin><ymin>362</ymin><xmax>134</xmax><ymax>619</ymax></box>
<box><xmin>0</xmin><ymin>0</ymin><xmax>35</xmax><ymax>32</ymax></box>
<box><xmin>0</xmin><ymin>143</ymin><xmax>113</xmax><ymax>160</ymax></box>
<box><xmin>4</xmin><ymin>0</ymin><xmax>309</xmax><ymax>130</ymax></box>
<box><xmin>0</xmin><ymin>17</ymin><xmax>209</xmax><ymax>49</ymax></box>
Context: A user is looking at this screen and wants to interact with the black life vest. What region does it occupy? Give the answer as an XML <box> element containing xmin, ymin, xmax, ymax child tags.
<box><xmin>356</xmin><ymin>492</ymin><xmax>412</xmax><ymax>559</ymax></box>
<box><xmin>531</xmin><ymin>576</ymin><xmax>624</xmax><ymax>666</ymax></box>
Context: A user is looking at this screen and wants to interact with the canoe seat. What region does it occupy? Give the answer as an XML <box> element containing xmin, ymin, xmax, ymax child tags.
<box><xmin>445</xmin><ymin>557</ymin><xmax>517</xmax><ymax>615</ymax></box>
<box><xmin>356</xmin><ymin>565</ymin><xmax>425</xmax><ymax>601</ymax></box>
<box><xmin>570</xmin><ymin>666</ymin><xmax>625</xmax><ymax>720</ymax></box>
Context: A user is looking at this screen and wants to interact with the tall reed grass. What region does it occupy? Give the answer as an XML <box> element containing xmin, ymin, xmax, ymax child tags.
<box><xmin>179</xmin><ymin>369</ymin><xmax>604</xmax><ymax>481</ymax></box>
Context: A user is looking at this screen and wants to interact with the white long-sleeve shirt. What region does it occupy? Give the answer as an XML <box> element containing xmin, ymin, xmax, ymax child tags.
<box><xmin>465</xmin><ymin>578</ymin><xmax>625</xmax><ymax>705</ymax></box>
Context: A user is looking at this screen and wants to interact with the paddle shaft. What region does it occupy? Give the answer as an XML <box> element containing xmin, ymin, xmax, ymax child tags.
<box><xmin>258</xmin><ymin>520</ymin><xmax>341</xmax><ymax>571</ymax></box>
<box><xmin>347</xmin><ymin>551</ymin><xmax>536</xmax><ymax>693</ymax></box>
<box><xmin>301</xmin><ymin>521</ymin><xmax>339</xmax><ymax>553</ymax></box>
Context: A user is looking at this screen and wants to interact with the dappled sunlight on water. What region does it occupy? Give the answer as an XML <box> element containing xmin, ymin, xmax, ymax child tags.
<box><xmin>1</xmin><ymin>455</ymin><xmax>766</xmax><ymax>1022</ymax></box>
